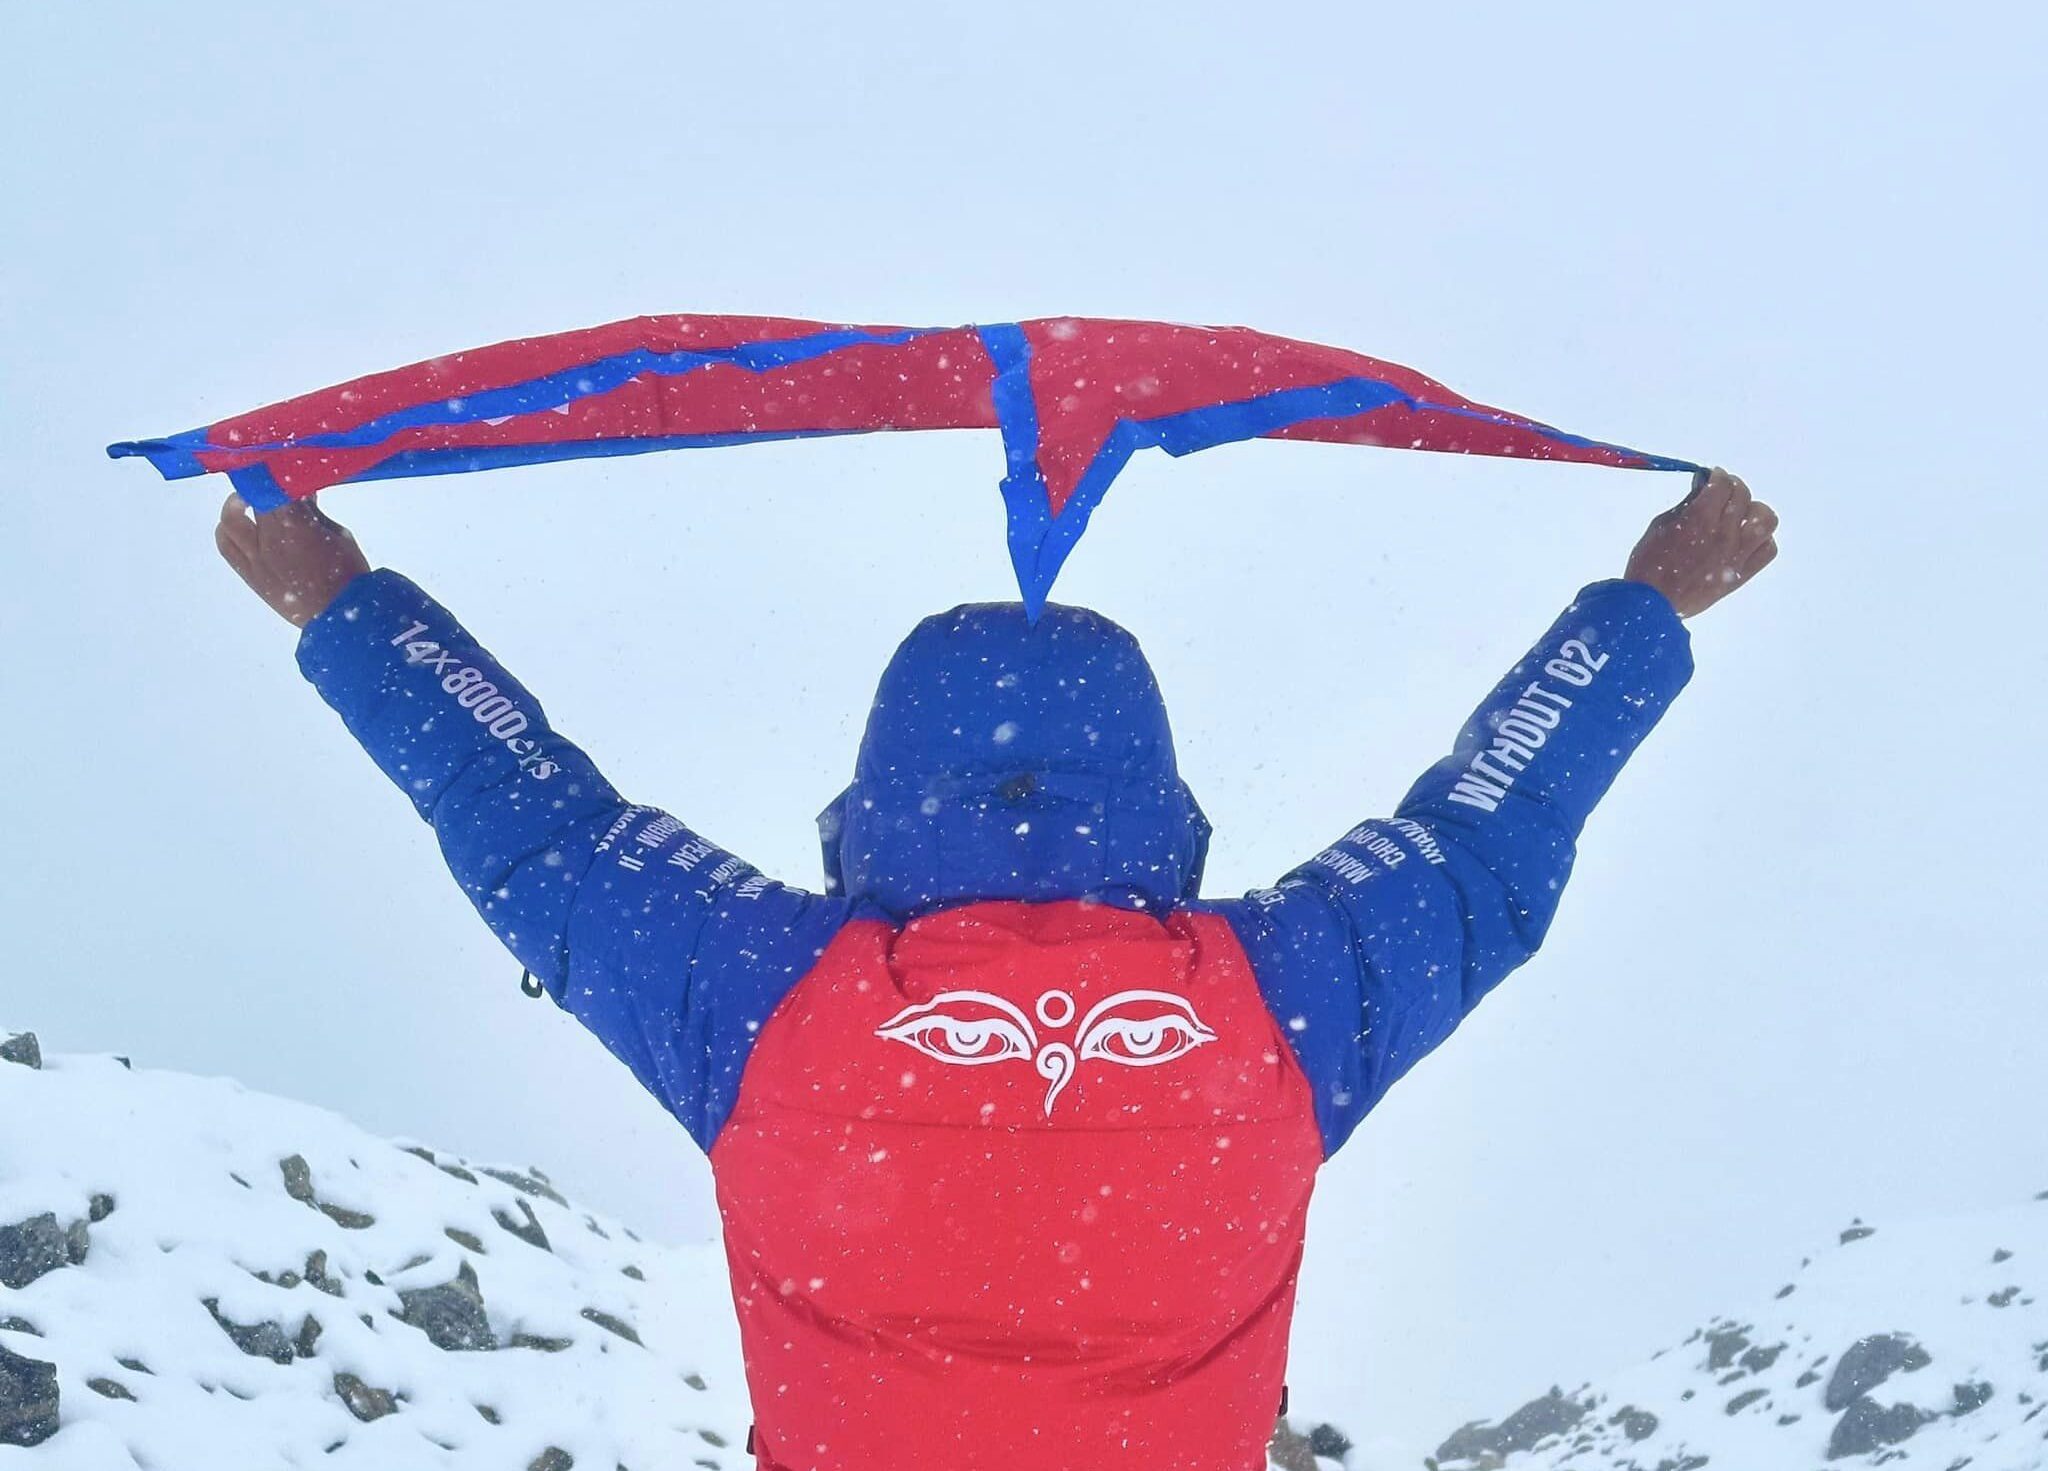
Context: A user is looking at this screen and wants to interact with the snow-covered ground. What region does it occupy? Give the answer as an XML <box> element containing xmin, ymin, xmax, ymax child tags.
<box><xmin>1424</xmin><ymin>1201</ymin><xmax>2048</xmax><ymax>1470</ymax></box>
<box><xmin>6</xmin><ymin>1026</ymin><xmax>2044</xmax><ymax>1469</ymax></box>
<box><xmin>0</xmin><ymin>1031</ymin><xmax>750</xmax><ymax>1470</ymax></box>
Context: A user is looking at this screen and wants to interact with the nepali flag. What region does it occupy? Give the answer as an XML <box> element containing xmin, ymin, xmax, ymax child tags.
<box><xmin>109</xmin><ymin>314</ymin><xmax>1698</xmax><ymax>614</ymax></box>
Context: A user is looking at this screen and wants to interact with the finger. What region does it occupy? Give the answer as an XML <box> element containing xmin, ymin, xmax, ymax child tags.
<box><xmin>1741</xmin><ymin>500</ymin><xmax>1779</xmax><ymax>540</ymax></box>
<box><xmin>1739</xmin><ymin>538</ymin><xmax>1779</xmax><ymax>581</ymax></box>
<box><xmin>217</xmin><ymin>492</ymin><xmax>259</xmax><ymax>555</ymax></box>
<box><xmin>215</xmin><ymin>520</ymin><xmax>255</xmax><ymax>576</ymax></box>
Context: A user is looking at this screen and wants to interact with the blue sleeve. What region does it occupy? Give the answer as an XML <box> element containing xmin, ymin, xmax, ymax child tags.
<box><xmin>295</xmin><ymin>568</ymin><xmax>847</xmax><ymax>1149</ymax></box>
<box><xmin>1219</xmin><ymin>579</ymin><xmax>1694</xmax><ymax>1156</ymax></box>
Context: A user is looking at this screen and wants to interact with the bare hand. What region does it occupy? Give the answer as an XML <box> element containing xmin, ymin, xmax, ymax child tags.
<box><xmin>1624</xmin><ymin>469</ymin><xmax>1778</xmax><ymax>618</ymax></box>
<box><xmin>215</xmin><ymin>493</ymin><xmax>371</xmax><ymax>628</ymax></box>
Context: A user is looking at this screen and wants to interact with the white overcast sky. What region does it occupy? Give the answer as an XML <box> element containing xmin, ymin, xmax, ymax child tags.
<box><xmin>3</xmin><ymin>1</ymin><xmax>2043</xmax><ymax>1459</ymax></box>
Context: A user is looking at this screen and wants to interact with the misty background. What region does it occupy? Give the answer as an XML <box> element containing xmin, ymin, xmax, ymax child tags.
<box><xmin>3</xmin><ymin>1</ymin><xmax>2042</xmax><ymax>1458</ymax></box>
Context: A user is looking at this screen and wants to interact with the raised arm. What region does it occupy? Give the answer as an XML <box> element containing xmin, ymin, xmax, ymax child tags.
<box><xmin>1225</xmin><ymin>471</ymin><xmax>1777</xmax><ymax>1155</ymax></box>
<box><xmin>215</xmin><ymin>496</ymin><xmax>846</xmax><ymax>1147</ymax></box>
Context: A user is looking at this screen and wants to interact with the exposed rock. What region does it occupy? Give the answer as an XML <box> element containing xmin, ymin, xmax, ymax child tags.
<box><xmin>581</xmin><ymin>1307</ymin><xmax>642</xmax><ymax>1345</ymax></box>
<box><xmin>394</xmin><ymin>1260</ymin><xmax>496</xmax><ymax>1351</ymax></box>
<box><xmin>495</xmin><ymin>1197</ymin><xmax>551</xmax><ymax>1252</ymax></box>
<box><xmin>280</xmin><ymin>1154</ymin><xmax>317</xmax><ymax>1204</ymax></box>
<box><xmin>439</xmin><ymin>1163</ymin><xmax>480</xmax><ymax>1185</ymax></box>
<box><xmin>476</xmin><ymin>1403</ymin><xmax>502</xmax><ymax>1424</ymax></box>
<box><xmin>116</xmin><ymin>1357</ymin><xmax>151</xmax><ymax>1375</ymax></box>
<box><xmin>1307</xmin><ymin>1421</ymin><xmax>1352</xmax><ymax>1458</ymax></box>
<box><xmin>1825</xmin><ymin>1333</ymin><xmax>1932</xmax><ymax>1411</ymax></box>
<box><xmin>1739</xmin><ymin>1341</ymin><xmax>1785</xmax><ymax>1374</ymax></box>
<box><xmin>1437</xmin><ymin>1387</ymin><xmax>1591</xmax><ymax>1463</ymax></box>
<box><xmin>0</xmin><ymin>1344</ymin><xmax>59</xmax><ymax>1446</ymax></box>
<box><xmin>0</xmin><ymin>1320</ymin><xmax>38</xmax><ymax>1338</ymax></box>
<box><xmin>203</xmin><ymin>1298</ymin><xmax>318</xmax><ymax>1365</ymax></box>
<box><xmin>1726</xmin><ymin>1387</ymin><xmax>1768</xmax><ymax>1414</ymax></box>
<box><xmin>279</xmin><ymin>1153</ymin><xmax>375</xmax><ymax>1229</ymax></box>
<box><xmin>64</xmin><ymin>1217</ymin><xmax>90</xmax><ymax>1265</ymax></box>
<box><xmin>88</xmin><ymin>1193</ymin><xmax>115</xmax><ymax>1222</ymax></box>
<box><xmin>1703</xmin><ymin>1322</ymin><xmax>1752</xmax><ymax>1370</ymax></box>
<box><xmin>1840</xmin><ymin>1223</ymin><xmax>1876</xmax><ymax>1244</ymax></box>
<box><xmin>1266</xmin><ymin>1418</ymin><xmax>1318</xmax><ymax>1471</ymax></box>
<box><xmin>1827</xmin><ymin>1394</ymin><xmax>1930</xmax><ymax>1459</ymax></box>
<box><xmin>87</xmin><ymin>1376</ymin><xmax>135</xmax><ymax>1401</ymax></box>
<box><xmin>481</xmin><ymin>1165</ymin><xmax>569</xmax><ymax>1208</ymax></box>
<box><xmin>0</xmin><ymin>1214</ymin><xmax>73</xmax><ymax>1289</ymax></box>
<box><xmin>529</xmin><ymin>1449</ymin><xmax>574</xmax><ymax>1471</ymax></box>
<box><xmin>1988</xmin><ymin>1285</ymin><xmax>2020</xmax><ymax>1307</ymax></box>
<box><xmin>622</xmin><ymin>1264</ymin><xmax>645</xmax><ymax>1281</ymax></box>
<box><xmin>683</xmin><ymin>1372</ymin><xmax>707</xmax><ymax>1390</ymax></box>
<box><xmin>304</xmin><ymin>1249</ymin><xmax>344</xmax><ymax>1296</ymax></box>
<box><xmin>510</xmin><ymin>1330</ymin><xmax>574</xmax><ymax>1353</ymax></box>
<box><xmin>1608</xmin><ymin>1405</ymin><xmax>1658</xmax><ymax>1441</ymax></box>
<box><xmin>333</xmin><ymin>1370</ymin><xmax>400</xmax><ymax>1422</ymax></box>
<box><xmin>1953</xmin><ymin>1380</ymin><xmax>1994</xmax><ymax>1414</ymax></box>
<box><xmin>445</xmin><ymin>1227</ymin><xmax>486</xmax><ymax>1253</ymax></box>
<box><xmin>0</xmin><ymin>1033</ymin><xmax>40</xmax><ymax>1069</ymax></box>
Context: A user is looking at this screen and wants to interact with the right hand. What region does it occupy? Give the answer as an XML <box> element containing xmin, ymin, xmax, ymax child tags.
<box><xmin>215</xmin><ymin>493</ymin><xmax>371</xmax><ymax>628</ymax></box>
<box><xmin>1624</xmin><ymin>468</ymin><xmax>1778</xmax><ymax>618</ymax></box>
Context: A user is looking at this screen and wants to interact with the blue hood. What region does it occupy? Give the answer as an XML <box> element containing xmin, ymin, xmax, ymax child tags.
<box><xmin>819</xmin><ymin>603</ymin><xmax>1210</xmax><ymax>918</ymax></box>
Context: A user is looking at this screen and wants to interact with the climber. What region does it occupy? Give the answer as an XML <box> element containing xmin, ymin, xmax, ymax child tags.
<box><xmin>215</xmin><ymin>469</ymin><xmax>1777</xmax><ymax>1471</ymax></box>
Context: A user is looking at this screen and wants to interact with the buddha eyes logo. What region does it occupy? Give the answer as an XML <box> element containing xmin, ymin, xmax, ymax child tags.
<box><xmin>875</xmin><ymin>988</ymin><xmax>1217</xmax><ymax>1115</ymax></box>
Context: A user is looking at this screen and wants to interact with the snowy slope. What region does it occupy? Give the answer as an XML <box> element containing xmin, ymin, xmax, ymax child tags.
<box><xmin>0</xmin><ymin>1031</ymin><xmax>750</xmax><ymax>1470</ymax></box>
<box><xmin>1418</xmin><ymin>1199</ymin><xmax>2048</xmax><ymax>1470</ymax></box>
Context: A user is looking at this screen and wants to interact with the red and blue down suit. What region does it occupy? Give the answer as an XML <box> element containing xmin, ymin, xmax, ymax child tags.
<box><xmin>298</xmin><ymin>570</ymin><xmax>1693</xmax><ymax>1470</ymax></box>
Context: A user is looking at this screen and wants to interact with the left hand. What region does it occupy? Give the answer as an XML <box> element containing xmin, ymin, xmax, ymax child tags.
<box><xmin>215</xmin><ymin>493</ymin><xmax>371</xmax><ymax>628</ymax></box>
<box><xmin>1624</xmin><ymin>469</ymin><xmax>1779</xmax><ymax>618</ymax></box>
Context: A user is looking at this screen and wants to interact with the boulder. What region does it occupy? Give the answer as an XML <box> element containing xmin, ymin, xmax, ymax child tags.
<box><xmin>1825</xmin><ymin>1333</ymin><xmax>1931</xmax><ymax>1411</ymax></box>
<box><xmin>394</xmin><ymin>1261</ymin><xmax>495</xmax><ymax>1351</ymax></box>
<box><xmin>0</xmin><ymin>1033</ymin><xmax>40</xmax><ymax>1070</ymax></box>
<box><xmin>0</xmin><ymin>1214</ymin><xmax>72</xmax><ymax>1290</ymax></box>
<box><xmin>0</xmin><ymin>1344</ymin><xmax>59</xmax><ymax>1447</ymax></box>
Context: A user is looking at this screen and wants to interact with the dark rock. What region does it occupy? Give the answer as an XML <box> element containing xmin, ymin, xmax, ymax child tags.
<box><xmin>0</xmin><ymin>1320</ymin><xmax>38</xmax><ymax>1338</ymax></box>
<box><xmin>682</xmin><ymin>1372</ymin><xmax>707</xmax><ymax>1390</ymax></box>
<box><xmin>0</xmin><ymin>1033</ymin><xmax>40</xmax><ymax>1069</ymax></box>
<box><xmin>394</xmin><ymin>1261</ymin><xmax>495</xmax><ymax>1351</ymax></box>
<box><xmin>88</xmin><ymin>1194</ymin><xmax>115</xmax><ymax>1223</ymax></box>
<box><xmin>334</xmin><ymin>1371</ymin><xmax>400</xmax><ymax>1422</ymax></box>
<box><xmin>114</xmin><ymin>1056</ymin><xmax>130</xmax><ymax>1069</ymax></box>
<box><xmin>116</xmin><ymin>1357</ymin><xmax>151</xmax><ymax>1375</ymax></box>
<box><xmin>305</xmin><ymin>1250</ymin><xmax>343</xmax><ymax>1296</ymax></box>
<box><xmin>1740</xmin><ymin>1342</ymin><xmax>1786</xmax><ymax>1374</ymax></box>
<box><xmin>1840</xmin><ymin>1223</ymin><xmax>1876</xmax><ymax>1244</ymax></box>
<box><xmin>445</xmin><ymin>1227</ymin><xmax>486</xmax><ymax>1253</ymax></box>
<box><xmin>1265</xmin><ymin>1419</ymin><xmax>1318</xmax><ymax>1471</ymax></box>
<box><xmin>1797</xmin><ymin>1368</ymin><xmax>1824</xmax><ymax>1388</ymax></box>
<box><xmin>1704</xmin><ymin>1323</ymin><xmax>1753</xmax><ymax>1371</ymax></box>
<box><xmin>476</xmin><ymin>1403</ymin><xmax>502</xmax><ymax>1424</ymax></box>
<box><xmin>295</xmin><ymin>1315</ymin><xmax>324</xmax><ymax>1358</ymax></box>
<box><xmin>0</xmin><ymin>1215</ymin><xmax>72</xmax><ymax>1289</ymax></box>
<box><xmin>621</xmin><ymin>1265</ymin><xmax>645</xmax><ymax>1281</ymax></box>
<box><xmin>581</xmin><ymin>1307</ymin><xmax>642</xmax><ymax>1345</ymax></box>
<box><xmin>529</xmin><ymin>1449</ymin><xmax>575</xmax><ymax>1471</ymax></box>
<box><xmin>510</xmin><ymin>1331</ymin><xmax>574</xmax><ymax>1353</ymax></box>
<box><xmin>480</xmin><ymin>1166</ymin><xmax>568</xmax><ymax>1208</ymax></box>
<box><xmin>362</xmin><ymin>1269</ymin><xmax>384</xmax><ymax>1287</ymax></box>
<box><xmin>439</xmin><ymin>1163</ymin><xmax>480</xmax><ymax>1185</ymax></box>
<box><xmin>1826</xmin><ymin>1334</ymin><xmax>1932</xmax><ymax>1411</ymax></box>
<box><xmin>320</xmin><ymin>1203</ymin><xmax>376</xmax><ymax>1231</ymax></box>
<box><xmin>1775</xmin><ymin>1283</ymin><xmax>1796</xmax><ymax>1299</ymax></box>
<box><xmin>203</xmin><ymin>1299</ymin><xmax>304</xmax><ymax>1365</ymax></box>
<box><xmin>1952</xmin><ymin>1380</ymin><xmax>1994</xmax><ymax>1415</ymax></box>
<box><xmin>494</xmin><ymin>1198</ymin><xmax>551</xmax><ymax>1252</ymax></box>
<box><xmin>1827</xmin><ymin>1395</ymin><xmax>1929</xmax><ymax>1459</ymax></box>
<box><xmin>1989</xmin><ymin>1286</ymin><xmax>2020</xmax><ymax>1307</ymax></box>
<box><xmin>1727</xmin><ymin>1387</ymin><xmax>1768</xmax><ymax>1414</ymax></box>
<box><xmin>401</xmin><ymin>1146</ymin><xmax>437</xmax><ymax>1164</ymax></box>
<box><xmin>87</xmin><ymin>1377</ymin><xmax>134</xmax><ymax>1401</ymax></box>
<box><xmin>1435</xmin><ymin>1387</ymin><xmax>1589</xmax><ymax>1463</ymax></box>
<box><xmin>1608</xmin><ymin>1405</ymin><xmax>1657</xmax><ymax>1441</ymax></box>
<box><xmin>280</xmin><ymin>1154</ymin><xmax>317</xmax><ymax>1203</ymax></box>
<box><xmin>1307</xmin><ymin>1422</ymin><xmax>1352</xmax><ymax>1458</ymax></box>
<box><xmin>0</xmin><ymin>1344</ymin><xmax>59</xmax><ymax>1446</ymax></box>
<box><xmin>64</xmin><ymin>1219</ymin><xmax>90</xmax><ymax>1266</ymax></box>
<box><xmin>1993</xmin><ymin>1247</ymin><xmax>2014</xmax><ymax>1263</ymax></box>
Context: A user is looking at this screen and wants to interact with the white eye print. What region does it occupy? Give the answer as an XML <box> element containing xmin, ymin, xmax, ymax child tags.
<box><xmin>875</xmin><ymin>992</ymin><xmax>1037</xmax><ymax>1066</ymax></box>
<box><xmin>1076</xmin><ymin>991</ymin><xmax>1216</xmax><ymax>1068</ymax></box>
